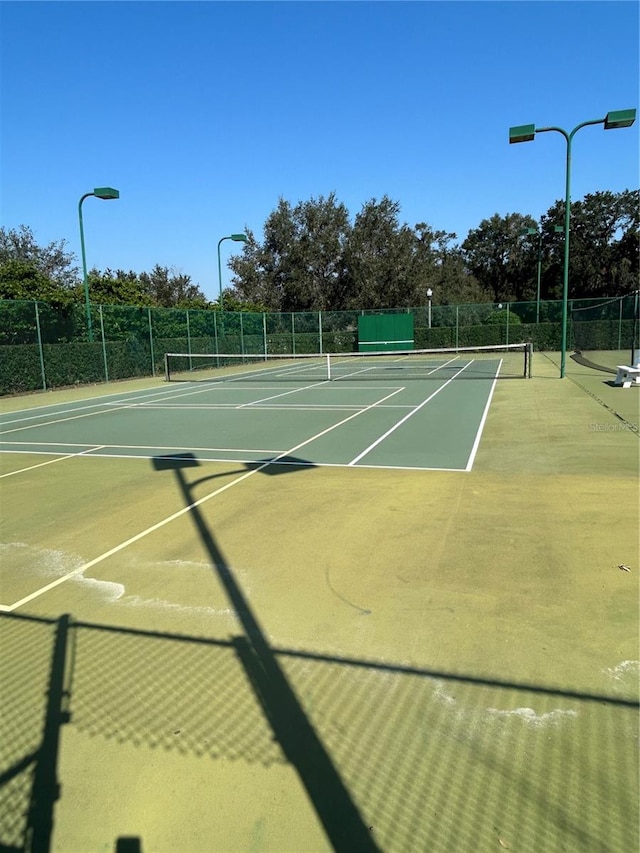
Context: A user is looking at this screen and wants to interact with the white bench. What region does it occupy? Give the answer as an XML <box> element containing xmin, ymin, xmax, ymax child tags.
<box><xmin>614</xmin><ymin>365</ymin><xmax>640</xmax><ymax>388</ymax></box>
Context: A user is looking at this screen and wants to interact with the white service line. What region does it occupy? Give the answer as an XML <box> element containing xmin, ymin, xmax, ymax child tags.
<box><xmin>0</xmin><ymin>401</ymin><xmax>146</xmax><ymax>436</ymax></box>
<box><xmin>0</xmin><ymin>380</ymin><xmax>226</xmax><ymax>435</ymax></box>
<box><xmin>348</xmin><ymin>361</ymin><xmax>474</xmax><ymax>465</ymax></box>
<box><xmin>1</xmin><ymin>385</ymin><xmax>404</xmax><ymax>612</ymax></box>
<box><xmin>123</xmin><ymin>403</ymin><xmax>376</xmax><ymax>412</ymax></box>
<box><xmin>0</xmin><ymin>383</ymin><xmax>215</xmax><ymax>426</ymax></box>
<box><xmin>464</xmin><ymin>360</ymin><xmax>502</xmax><ymax>471</ymax></box>
<box><xmin>0</xmin><ymin>445</ymin><xmax>106</xmax><ymax>479</ymax></box>
<box><xmin>236</xmin><ymin>379</ymin><xmax>330</xmax><ymax>408</ymax></box>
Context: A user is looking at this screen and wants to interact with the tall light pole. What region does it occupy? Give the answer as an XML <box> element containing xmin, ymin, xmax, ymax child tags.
<box><xmin>509</xmin><ymin>109</ymin><xmax>636</xmax><ymax>377</ymax></box>
<box><xmin>519</xmin><ymin>225</ymin><xmax>563</xmax><ymax>324</ymax></box>
<box><xmin>217</xmin><ymin>233</ymin><xmax>248</xmax><ymax>311</ymax></box>
<box><xmin>427</xmin><ymin>287</ymin><xmax>433</xmax><ymax>329</ymax></box>
<box><xmin>78</xmin><ymin>187</ymin><xmax>120</xmax><ymax>341</ymax></box>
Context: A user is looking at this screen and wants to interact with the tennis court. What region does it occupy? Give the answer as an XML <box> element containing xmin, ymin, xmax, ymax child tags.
<box><xmin>0</xmin><ymin>345</ymin><xmax>530</xmax><ymax>478</ymax></box>
<box><xmin>0</xmin><ymin>346</ymin><xmax>638</xmax><ymax>853</ymax></box>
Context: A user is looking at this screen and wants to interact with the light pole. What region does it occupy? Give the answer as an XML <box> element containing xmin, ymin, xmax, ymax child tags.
<box><xmin>427</xmin><ymin>287</ymin><xmax>433</xmax><ymax>329</ymax></box>
<box><xmin>519</xmin><ymin>225</ymin><xmax>563</xmax><ymax>324</ymax></box>
<box><xmin>78</xmin><ymin>187</ymin><xmax>120</xmax><ymax>341</ymax></box>
<box><xmin>509</xmin><ymin>109</ymin><xmax>636</xmax><ymax>377</ymax></box>
<box><xmin>217</xmin><ymin>233</ymin><xmax>248</xmax><ymax>311</ymax></box>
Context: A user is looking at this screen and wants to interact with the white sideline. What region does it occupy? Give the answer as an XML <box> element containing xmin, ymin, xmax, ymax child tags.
<box><xmin>464</xmin><ymin>362</ymin><xmax>502</xmax><ymax>471</ymax></box>
<box><xmin>349</xmin><ymin>360</ymin><xmax>473</xmax><ymax>465</ymax></box>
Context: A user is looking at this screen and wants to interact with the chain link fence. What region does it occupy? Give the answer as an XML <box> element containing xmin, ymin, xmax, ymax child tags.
<box><xmin>1</xmin><ymin>295</ymin><xmax>637</xmax><ymax>394</ymax></box>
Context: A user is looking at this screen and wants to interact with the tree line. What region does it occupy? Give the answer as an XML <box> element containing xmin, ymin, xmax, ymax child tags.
<box><xmin>0</xmin><ymin>226</ymin><xmax>209</xmax><ymax>310</ymax></box>
<box><xmin>1</xmin><ymin>188</ymin><xmax>637</xmax><ymax>313</ymax></box>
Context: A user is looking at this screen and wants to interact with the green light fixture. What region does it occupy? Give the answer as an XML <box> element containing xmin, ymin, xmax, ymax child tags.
<box><xmin>217</xmin><ymin>233</ymin><xmax>248</xmax><ymax>311</ymax></box>
<box><xmin>78</xmin><ymin>187</ymin><xmax>120</xmax><ymax>341</ymax></box>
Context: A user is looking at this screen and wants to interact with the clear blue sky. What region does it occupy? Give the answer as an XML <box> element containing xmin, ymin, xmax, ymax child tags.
<box><xmin>1</xmin><ymin>1</ymin><xmax>638</xmax><ymax>302</ymax></box>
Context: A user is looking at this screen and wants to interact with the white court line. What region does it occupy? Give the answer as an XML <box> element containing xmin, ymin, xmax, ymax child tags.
<box><xmin>329</xmin><ymin>353</ymin><xmax>460</xmax><ymax>382</ymax></box>
<box><xmin>0</xmin><ymin>449</ymin><xmax>466</xmax><ymax>473</ymax></box>
<box><xmin>114</xmin><ymin>402</ymin><xmax>407</xmax><ymax>412</ymax></box>
<box><xmin>348</xmin><ymin>361</ymin><xmax>474</xmax><ymax>465</ymax></box>
<box><xmin>0</xmin><ymin>441</ymin><xmax>284</xmax><ymax>454</ymax></box>
<box><xmin>236</xmin><ymin>379</ymin><xmax>330</xmax><ymax>408</ymax></box>
<box><xmin>0</xmin><ymin>383</ymin><xmax>217</xmax><ymax>426</ymax></box>
<box><xmin>0</xmin><ymin>387</ymin><xmax>216</xmax><ymax>435</ymax></box>
<box><xmin>0</xmin><ymin>446</ymin><xmax>106</xmax><ymax>479</ymax></box>
<box><xmin>1</xmin><ymin>385</ymin><xmax>404</xmax><ymax>612</ymax></box>
<box><xmin>0</xmin><ymin>401</ymin><xmax>147</xmax><ymax>436</ymax></box>
<box><xmin>464</xmin><ymin>360</ymin><xmax>502</xmax><ymax>472</ymax></box>
<box><xmin>125</xmin><ymin>402</ymin><xmax>384</xmax><ymax>412</ymax></box>
<box><xmin>0</xmin><ymin>385</ymin><xmax>170</xmax><ymax>417</ymax></box>
<box><xmin>0</xmin><ymin>380</ymin><xmax>232</xmax><ymax>436</ymax></box>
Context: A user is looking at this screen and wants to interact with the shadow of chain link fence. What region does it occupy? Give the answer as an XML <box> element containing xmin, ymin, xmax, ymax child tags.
<box><xmin>1</xmin><ymin>611</ymin><xmax>638</xmax><ymax>852</ymax></box>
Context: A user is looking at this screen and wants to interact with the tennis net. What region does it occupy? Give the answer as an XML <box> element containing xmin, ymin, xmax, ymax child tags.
<box><xmin>165</xmin><ymin>343</ymin><xmax>532</xmax><ymax>383</ymax></box>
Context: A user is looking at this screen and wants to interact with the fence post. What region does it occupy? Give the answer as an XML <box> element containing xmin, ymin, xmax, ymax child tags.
<box><xmin>568</xmin><ymin>300</ymin><xmax>573</xmax><ymax>349</ymax></box>
<box><xmin>262</xmin><ymin>312</ymin><xmax>267</xmax><ymax>355</ymax></box>
<box><xmin>506</xmin><ymin>303</ymin><xmax>510</xmax><ymax>346</ymax></box>
<box><xmin>292</xmin><ymin>313</ymin><xmax>296</xmax><ymax>354</ymax></box>
<box><xmin>240</xmin><ymin>312</ymin><xmax>245</xmax><ymax>355</ymax></box>
<box><xmin>148</xmin><ymin>308</ymin><xmax>156</xmax><ymax>377</ymax></box>
<box><xmin>319</xmin><ymin>311</ymin><xmax>323</xmax><ymax>354</ymax></box>
<box><xmin>455</xmin><ymin>306</ymin><xmax>459</xmax><ymax>350</ymax></box>
<box><xmin>34</xmin><ymin>301</ymin><xmax>47</xmax><ymax>391</ymax></box>
<box><xmin>618</xmin><ymin>298</ymin><xmax>623</xmax><ymax>352</ymax></box>
<box><xmin>99</xmin><ymin>305</ymin><xmax>109</xmax><ymax>382</ymax></box>
<box><xmin>186</xmin><ymin>310</ymin><xmax>193</xmax><ymax>370</ymax></box>
<box><xmin>213</xmin><ymin>310</ymin><xmax>219</xmax><ymax>358</ymax></box>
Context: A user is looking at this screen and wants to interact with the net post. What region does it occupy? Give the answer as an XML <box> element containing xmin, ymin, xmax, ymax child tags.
<box><xmin>527</xmin><ymin>342</ymin><xmax>533</xmax><ymax>378</ymax></box>
<box><xmin>164</xmin><ymin>352</ymin><xmax>170</xmax><ymax>382</ymax></box>
<box><xmin>326</xmin><ymin>352</ymin><xmax>331</xmax><ymax>381</ymax></box>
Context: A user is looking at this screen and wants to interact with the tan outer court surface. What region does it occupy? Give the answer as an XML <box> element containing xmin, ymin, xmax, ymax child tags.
<box><xmin>0</xmin><ymin>351</ymin><xmax>638</xmax><ymax>853</ymax></box>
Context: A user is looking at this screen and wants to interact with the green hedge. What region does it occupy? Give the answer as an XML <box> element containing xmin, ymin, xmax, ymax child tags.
<box><xmin>0</xmin><ymin>345</ymin><xmax>45</xmax><ymax>394</ymax></box>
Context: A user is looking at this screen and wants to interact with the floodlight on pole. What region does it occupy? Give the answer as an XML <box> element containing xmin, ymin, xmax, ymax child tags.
<box><xmin>78</xmin><ymin>187</ymin><xmax>120</xmax><ymax>341</ymax></box>
<box><xmin>217</xmin><ymin>233</ymin><xmax>248</xmax><ymax>311</ymax></box>
<box><xmin>509</xmin><ymin>109</ymin><xmax>636</xmax><ymax>377</ymax></box>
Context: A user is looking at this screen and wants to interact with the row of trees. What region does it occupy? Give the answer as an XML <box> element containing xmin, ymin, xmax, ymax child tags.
<box><xmin>1</xmin><ymin>188</ymin><xmax>637</xmax><ymax>312</ymax></box>
<box><xmin>0</xmin><ymin>226</ymin><xmax>209</xmax><ymax>310</ymax></box>
<box><xmin>3</xmin><ymin>261</ymin><xmax>211</xmax><ymax>310</ymax></box>
<box><xmin>230</xmin><ymin>190</ymin><xmax>638</xmax><ymax>311</ymax></box>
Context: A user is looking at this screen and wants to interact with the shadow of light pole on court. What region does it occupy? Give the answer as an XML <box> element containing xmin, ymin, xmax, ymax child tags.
<box><xmin>151</xmin><ymin>453</ymin><xmax>378</xmax><ymax>853</ymax></box>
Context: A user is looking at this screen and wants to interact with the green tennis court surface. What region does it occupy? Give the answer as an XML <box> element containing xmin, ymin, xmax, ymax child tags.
<box><xmin>0</xmin><ymin>361</ymin><xmax>507</xmax><ymax>471</ymax></box>
<box><xmin>0</xmin><ymin>350</ymin><xmax>638</xmax><ymax>853</ymax></box>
